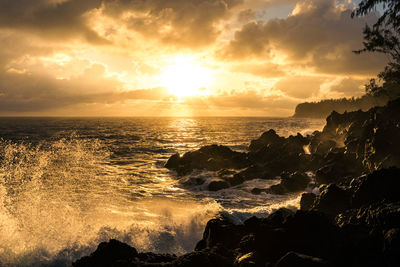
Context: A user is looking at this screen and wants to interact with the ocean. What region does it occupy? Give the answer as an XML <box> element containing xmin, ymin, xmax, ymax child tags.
<box><xmin>0</xmin><ymin>117</ymin><xmax>325</xmax><ymax>266</ymax></box>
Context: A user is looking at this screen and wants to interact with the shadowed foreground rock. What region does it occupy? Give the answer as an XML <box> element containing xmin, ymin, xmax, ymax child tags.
<box><xmin>73</xmin><ymin>168</ymin><xmax>400</xmax><ymax>267</ymax></box>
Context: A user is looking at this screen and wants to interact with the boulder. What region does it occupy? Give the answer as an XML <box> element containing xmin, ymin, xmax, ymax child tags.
<box><xmin>267</xmin><ymin>172</ymin><xmax>311</xmax><ymax>195</ymax></box>
<box><xmin>208</xmin><ymin>179</ymin><xmax>230</xmax><ymax>191</ymax></box>
<box><xmin>165</xmin><ymin>145</ymin><xmax>248</xmax><ymax>175</ymax></box>
<box><xmin>248</xmin><ymin>129</ymin><xmax>284</xmax><ymax>152</ymax></box>
<box><xmin>300</xmin><ymin>192</ymin><xmax>316</xmax><ymax>211</ymax></box>
<box><xmin>383</xmin><ymin>228</ymin><xmax>400</xmax><ymax>267</ymax></box>
<box><xmin>195</xmin><ymin>218</ymin><xmax>244</xmax><ymax>251</ymax></box>
<box><xmin>350</xmin><ymin>167</ymin><xmax>400</xmax><ymax>208</ymax></box>
<box><xmin>72</xmin><ymin>239</ymin><xmax>138</xmax><ymax>267</ymax></box>
<box><xmin>164</xmin><ymin>153</ymin><xmax>181</xmax><ymax>169</ymax></box>
<box><xmin>312</xmin><ymin>184</ymin><xmax>351</xmax><ymax>217</ymax></box>
<box><xmin>274</xmin><ymin>251</ymin><xmax>333</xmax><ymax>267</ymax></box>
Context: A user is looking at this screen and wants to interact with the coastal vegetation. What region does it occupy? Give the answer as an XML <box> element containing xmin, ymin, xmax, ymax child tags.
<box><xmin>294</xmin><ymin>0</ymin><xmax>400</xmax><ymax>118</ymax></box>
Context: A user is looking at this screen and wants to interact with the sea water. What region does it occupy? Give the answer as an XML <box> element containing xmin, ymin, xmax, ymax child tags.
<box><xmin>0</xmin><ymin>117</ymin><xmax>325</xmax><ymax>266</ymax></box>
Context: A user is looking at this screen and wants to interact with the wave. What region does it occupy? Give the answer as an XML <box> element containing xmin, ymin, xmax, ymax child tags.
<box><xmin>0</xmin><ymin>138</ymin><xmax>220</xmax><ymax>266</ymax></box>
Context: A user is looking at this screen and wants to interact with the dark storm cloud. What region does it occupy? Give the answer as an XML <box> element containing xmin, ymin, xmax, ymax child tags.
<box><xmin>0</xmin><ymin>0</ymin><xmax>108</xmax><ymax>44</ymax></box>
<box><xmin>221</xmin><ymin>0</ymin><xmax>387</xmax><ymax>75</ymax></box>
<box><xmin>103</xmin><ymin>0</ymin><xmax>242</xmax><ymax>47</ymax></box>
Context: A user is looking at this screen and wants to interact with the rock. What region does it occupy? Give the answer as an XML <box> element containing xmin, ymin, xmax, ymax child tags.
<box><xmin>267</xmin><ymin>172</ymin><xmax>311</xmax><ymax>195</ymax></box>
<box><xmin>248</xmin><ymin>129</ymin><xmax>284</xmax><ymax>152</ymax></box>
<box><xmin>234</xmin><ymin>252</ymin><xmax>256</xmax><ymax>266</ymax></box>
<box><xmin>72</xmin><ymin>239</ymin><xmax>138</xmax><ymax>267</ymax></box>
<box><xmin>165</xmin><ymin>153</ymin><xmax>181</xmax><ymax>169</ymax></box>
<box><xmin>315</xmin><ymin>152</ymin><xmax>363</xmax><ymax>185</ymax></box>
<box><xmin>251</xmin><ymin>188</ymin><xmax>267</xmax><ymax>195</ymax></box>
<box><xmin>208</xmin><ymin>179</ymin><xmax>230</xmax><ymax>191</ymax></box>
<box><xmin>350</xmin><ymin>167</ymin><xmax>400</xmax><ymax>208</ymax></box>
<box><xmin>165</xmin><ymin>145</ymin><xmax>248</xmax><ymax>175</ymax></box>
<box><xmin>137</xmin><ymin>252</ymin><xmax>176</xmax><ymax>264</ymax></box>
<box><xmin>173</xmin><ymin>247</ymin><xmax>233</xmax><ymax>267</ymax></box>
<box><xmin>383</xmin><ymin>228</ymin><xmax>400</xmax><ymax>267</ymax></box>
<box><xmin>195</xmin><ymin>218</ymin><xmax>244</xmax><ymax>250</ymax></box>
<box><xmin>300</xmin><ymin>193</ymin><xmax>316</xmax><ymax>211</ymax></box>
<box><xmin>180</xmin><ymin>176</ymin><xmax>205</xmax><ymax>186</ymax></box>
<box><xmin>336</xmin><ymin>201</ymin><xmax>400</xmax><ymax>230</ymax></box>
<box><xmin>312</xmin><ymin>184</ymin><xmax>351</xmax><ymax>217</ymax></box>
<box><xmin>274</xmin><ymin>251</ymin><xmax>333</xmax><ymax>267</ymax></box>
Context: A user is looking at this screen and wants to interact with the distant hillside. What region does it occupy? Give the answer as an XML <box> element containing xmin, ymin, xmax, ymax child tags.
<box><xmin>293</xmin><ymin>95</ymin><xmax>389</xmax><ymax>118</ymax></box>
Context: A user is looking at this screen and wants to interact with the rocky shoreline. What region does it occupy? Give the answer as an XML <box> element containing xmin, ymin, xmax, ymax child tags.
<box><xmin>73</xmin><ymin>99</ymin><xmax>400</xmax><ymax>267</ymax></box>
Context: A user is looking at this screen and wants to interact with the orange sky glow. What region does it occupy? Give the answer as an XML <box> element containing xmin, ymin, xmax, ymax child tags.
<box><xmin>0</xmin><ymin>0</ymin><xmax>387</xmax><ymax>116</ymax></box>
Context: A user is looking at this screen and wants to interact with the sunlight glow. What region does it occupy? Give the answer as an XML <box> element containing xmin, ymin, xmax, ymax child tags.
<box><xmin>161</xmin><ymin>57</ymin><xmax>212</xmax><ymax>97</ymax></box>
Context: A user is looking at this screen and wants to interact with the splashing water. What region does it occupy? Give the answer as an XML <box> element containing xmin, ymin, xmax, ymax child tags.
<box><xmin>0</xmin><ymin>138</ymin><xmax>220</xmax><ymax>266</ymax></box>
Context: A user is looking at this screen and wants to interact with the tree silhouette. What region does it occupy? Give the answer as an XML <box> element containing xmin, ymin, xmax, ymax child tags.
<box><xmin>352</xmin><ymin>0</ymin><xmax>400</xmax><ymax>99</ymax></box>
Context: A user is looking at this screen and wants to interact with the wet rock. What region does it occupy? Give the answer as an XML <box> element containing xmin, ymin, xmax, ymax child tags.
<box><xmin>208</xmin><ymin>179</ymin><xmax>230</xmax><ymax>191</ymax></box>
<box><xmin>164</xmin><ymin>153</ymin><xmax>180</xmax><ymax>169</ymax></box>
<box><xmin>250</xmin><ymin>188</ymin><xmax>267</xmax><ymax>195</ymax></box>
<box><xmin>312</xmin><ymin>184</ymin><xmax>351</xmax><ymax>217</ymax></box>
<box><xmin>315</xmin><ymin>152</ymin><xmax>363</xmax><ymax>185</ymax></box>
<box><xmin>195</xmin><ymin>218</ymin><xmax>244</xmax><ymax>251</ymax></box>
<box><xmin>234</xmin><ymin>252</ymin><xmax>256</xmax><ymax>266</ymax></box>
<box><xmin>248</xmin><ymin>129</ymin><xmax>284</xmax><ymax>152</ymax></box>
<box><xmin>336</xmin><ymin>201</ymin><xmax>400</xmax><ymax>230</ymax></box>
<box><xmin>267</xmin><ymin>172</ymin><xmax>311</xmax><ymax>195</ymax></box>
<box><xmin>180</xmin><ymin>176</ymin><xmax>205</xmax><ymax>186</ymax></box>
<box><xmin>300</xmin><ymin>192</ymin><xmax>316</xmax><ymax>211</ymax></box>
<box><xmin>350</xmin><ymin>167</ymin><xmax>400</xmax><ymax>208</ymax></box>
<box><xmin>383</xmin><ymin>228</ymin><xmax>400</xmax><ymax>267</ymax></box>
<box><xmin>72</xmin><ymin>239</ymin><xmax>138</xmax><ymax>267</ymax></box>
<box><xmin>165</xmin><ymin>145</ymin><xmax>248</xmax><ymax>175</ymax></box>
<box><xmin>216</xmin><ymin>169</ymin><xmax>236</xmax><ymax>178</ymax></box>
<box><xmin>174</xmin><ymin>246</ymin><xmax>233</xmax><ymax>267</ymax></box>
<box><xmin>231</xmin><ymin>165</ymin><xmax>274</xmax><ymax>187</ymax></box>
<box><xmin>274</xmin><ymin>251</ymin><xmax>333</xmax><ymax>267</ymax></box>
<box><xmin>137</xmin><ymin>252</ymin><xmax>177</xmax><ymax>264</ymax></box>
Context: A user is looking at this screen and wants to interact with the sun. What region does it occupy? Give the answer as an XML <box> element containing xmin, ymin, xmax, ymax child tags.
<box><xmin>161</xmin><ymin>57</ymin><xmax>212</xmax><ymax>97</ymax></box>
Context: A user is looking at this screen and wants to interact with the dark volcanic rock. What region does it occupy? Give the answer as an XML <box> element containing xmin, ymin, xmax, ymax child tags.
<box><xmin>248</xmin><ymin>129</ymin><xmax>284</xmax><ymax>152</ymax></box>
<box><xmin>312</xmin><ymin>184</ymin><xmax>351</xmax><ymax>217</ymax></box>
<box><xmin>268</xmin><ymin>172</ymin><xmax>311</xmax><ymax>195</ymax></box>
<box><xmin>336</xmin><ymin>201</ymin><xmax>400</xmax><ymax>230</ymax></box>
<box><xmin>300</xmin><ymin>192</ymin><xmax>316</xmax><ymax>211</ymax></box>
<box><xmin>164</xmin><ymin>153</ymin><xmax>181</xmax><ymax>169</ymax></box>
<box><xmin>195</xmin><ymin>218</ymin><xmax>244</xmax><ymax>251</ymax></box>
<box><xmin>165</xmin><ymin>144</ymin><xmax>248</xmax><ymax>175</ymax></box>
<box><xmin>315</xmin><ymin>152</ymin><xmax>363</xmax><ymax>185</ymax></box>
<box><xmin>73</xmin><ymin>239</ymin><xmax>138</xmax><ymax>267</ymax></box>
<box><xmin>208</xmin><ymin>179</ymin><xmax>230</xmax><ymax>191</ymax></box>
<box><xmin>383</xmin><ymin>228</ymin><xmax>400</xmax><ymax>267</ymax></box>
<box><xmin>274</xmin><ymin>251</ymin><xmax>333</xmax><ymax>267</ymax></box>
<box><xmin>350</xmin><ymin>167</ymin><xmax>400</xmax><ymax>208</ymax></box>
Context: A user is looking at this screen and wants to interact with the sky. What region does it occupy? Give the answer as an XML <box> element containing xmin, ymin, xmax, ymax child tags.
<box><xmin>0</xmin><ymin>0</ymin><xmax>387</xmax><ymax>116</ymax></box>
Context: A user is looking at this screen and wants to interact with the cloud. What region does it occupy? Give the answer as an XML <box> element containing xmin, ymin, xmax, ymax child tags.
<box><xmin>221</xmin><ymin>0</ymin><xmax>387</xmax><ymax>75</ymax></box>
<box><xmin>329</xmin><ymin>77</ymin><xmax>366</xmax><ymax>97</ymax></box>
<box><xmin>0</xmin><ymin>0</ymin><xmax>108</xmax><ymax>44</ymax></box>
<box><xmin>0</xmin><ymin>65</ymin><xmax>170</xmax><ymax>112</ymax></box>
<box><xmin>103</xmin><ymin>0</ymin><xmax>242</xmax><ymax>47</ymax></box>
<box><xmin>178</xmin><ymin>90</ymin><xmax>299</xmax><ymax>116</ymax></box>
<box><xmin>274</xmin><ymin>76</ymin><xmax>326</xmax><ymax>99</ymax></box>
<box><xmin>230</xmin><ymin>62</ymin><xmax>285</xmax><ymax>77</ymax></box>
